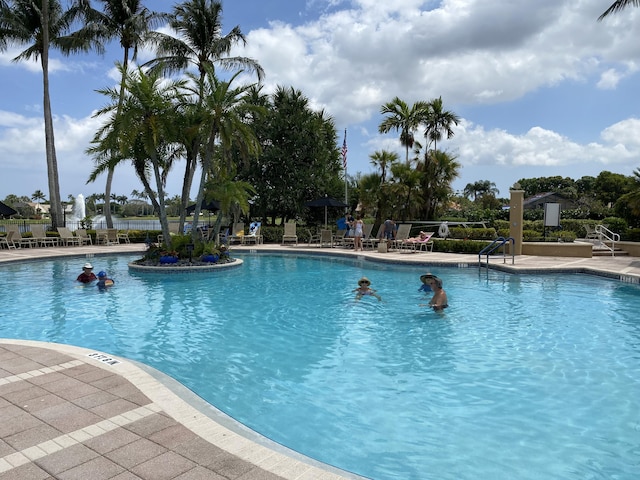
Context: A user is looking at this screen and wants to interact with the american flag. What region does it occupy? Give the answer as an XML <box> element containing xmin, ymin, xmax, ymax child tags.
<box><xmin>341</xmin><ymin>129</ymin><xmax>347</xmax><ymax>170</ymax></box>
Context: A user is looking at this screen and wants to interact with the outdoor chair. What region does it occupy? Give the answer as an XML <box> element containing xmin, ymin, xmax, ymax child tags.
<box><xmin>76</xmin><ymin>229</ymin><xmax>93</xmax><ymax>245</ymax></box>
<box><xmin>0</xmin><ymin>231</ymin><xmax>17</xmax><ymax>249</ymax></box>
<box><xmin>117</xmin><ymin>230</ymin><xmax>130</xmax><ymax>244</ymax></box>
<box><xmin>30</xmin><ymin>224</ymin><xmax>58</xmax><ymax>247</ymax></box>
<box><xmin>6</xmin><ymin>226</ymin><xmax>37</xmax><ymax>248</ymax></box>
<box><xmin>242</xmin><ymin>222</ymin><xmax>262</xmax><ymax>245</ymax></box>
<box><xmin>229</xmin><ymin>223</ymin><xmax>245</xmax><ymax>244</ymax></box>
<box><xmin>157</xmin><ymin>223</ymin><xmax>180</xmax><ymax>244</ymax></box>
<box><xmin>57</xmin><ymin>227</ymin><xmax>81</xmax><ymax>246</ymax></box>
<box><xmin>319</xmin><ymin>229</ymin><xmax>333</xmax><ymax>248</ymax></box>
<box><xmin>390</xmin><ymin>224</ymin><xmax>412</xmax><ymax>250</ymax></box>
<box><xmin>362</xmin><ymin>225</ymin><xmax>382</xmax><ymax>250</ymax></box>
<box><xmin>282</xmin><ymin>222</ymin><xmax>298</xmax><ymax>245</ymax></box>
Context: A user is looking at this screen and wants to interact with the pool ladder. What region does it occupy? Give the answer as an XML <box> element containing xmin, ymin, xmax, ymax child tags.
<box><xmin>478</xmin><ymin>237</ymin><xmax>515</xmax><ymax>268</ymax></box>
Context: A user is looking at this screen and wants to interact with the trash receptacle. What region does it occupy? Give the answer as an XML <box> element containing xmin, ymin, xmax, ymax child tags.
<box><xmin>378</xmin><ymin>240</ymin><xmax>388</xmax><ymax>253</ymax></box>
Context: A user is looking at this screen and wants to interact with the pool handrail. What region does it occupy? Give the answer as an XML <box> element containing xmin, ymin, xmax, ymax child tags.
<box><xmin>478</xmin><ymin>237</ymin><xmax>515</xmax><ymax>268</ymax></box>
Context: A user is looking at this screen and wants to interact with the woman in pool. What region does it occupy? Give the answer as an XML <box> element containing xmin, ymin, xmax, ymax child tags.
<box><xmin>77</xmin><ymin>262</ymin><xmax>97</xmax><ymax>283</ymax></box>
<box><xmin>420</xmin><ymin>273</ymin><xmax>448</xmax><ymax>311</ymax></box>
<box><xmin>354</xmin><ymin>276</ymin><xmax>381</xmax><ymax>301</ymax></box>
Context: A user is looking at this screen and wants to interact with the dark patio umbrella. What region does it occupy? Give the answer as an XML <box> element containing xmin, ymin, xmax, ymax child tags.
<box><xmin>305</xmin><ymin>196</ymin><xmax>348</xmax><ymax>228</ymax></box>
<box><xmin>186</xmin><ymin>199</ymin><xmax>220</xmax><ymax>214</ymax></box>
<box><xmin>0</xmin><ymin>201</ymin><xmax>18</xmax><ymax>218</ymax></box>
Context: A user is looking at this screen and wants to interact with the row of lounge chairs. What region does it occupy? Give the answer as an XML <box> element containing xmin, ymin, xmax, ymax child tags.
<box><xmin>0</xmin><ymin>226</ymin><xmax>129</xmax><ymax>249</ymax></box>
<box><xmin>278</xmin><ymin>222</ymin><xmax>434</xmax><ymax>252</ymax></box>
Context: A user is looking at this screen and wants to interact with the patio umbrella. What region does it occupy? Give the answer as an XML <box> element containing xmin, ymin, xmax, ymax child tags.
<box><xmin>305</xmin><ymin>196</ymin><xmax>348</xmax><ymax>228</ymax></box>
<box><xmin>0</xmin><ymin>201</ymin><xmax>17</xmax><ymax>218</ymax></box>
<box><xmin>186</xmin><ymin>199</ymin><xmax>220</xmax><ymax>214</ymax></box>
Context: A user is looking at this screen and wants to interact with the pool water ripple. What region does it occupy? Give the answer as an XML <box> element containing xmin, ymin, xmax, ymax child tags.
<box><xmin>1</xmin><ymin>254</ymin><xmax>639</xmax><ymax>480</ymax></box>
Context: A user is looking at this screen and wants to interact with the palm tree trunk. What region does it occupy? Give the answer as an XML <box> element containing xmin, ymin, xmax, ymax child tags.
<box><xmin>41</xmin><ymin>0</ymin><xmax>63</xmax><ymax>228</ymax></box>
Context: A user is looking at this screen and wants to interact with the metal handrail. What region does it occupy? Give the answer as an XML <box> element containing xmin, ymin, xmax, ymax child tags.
<box><xmin>478</xmin><ymin>237</ymin><xmax>515</xmax><ymax>268</ymax></box>
<box><xmin>595</xmin><ymin>225</ymin><xmax>621</xmax><ymax>256</ymax></box>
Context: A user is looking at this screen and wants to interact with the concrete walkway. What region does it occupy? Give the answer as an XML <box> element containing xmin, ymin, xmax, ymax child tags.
<box><xmin>1</xmin><ymin>242</ymin><xmax>639</xmax><ymax>480</ymax></box>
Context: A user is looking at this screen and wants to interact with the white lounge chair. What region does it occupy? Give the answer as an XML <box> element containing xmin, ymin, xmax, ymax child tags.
<box><xmin>282</xmin><ymin>222</ymin><xmax>298</xmax><ymax>245</ymax></box>
<box><xmin>30</xmin><ymin>224</ymin><xmax>58</xmax><ymax>247</ymax></box>
<box><xmin>57</xmin><ymin>227</ymin><xmax>81</xmax><ymax>246</ymax></box>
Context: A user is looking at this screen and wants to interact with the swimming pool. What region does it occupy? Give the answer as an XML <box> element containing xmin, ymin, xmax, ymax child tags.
<box><xmin>1</xmin><ymin>253</ymin><xmax>639</xmax><ymax>480</ymax></box>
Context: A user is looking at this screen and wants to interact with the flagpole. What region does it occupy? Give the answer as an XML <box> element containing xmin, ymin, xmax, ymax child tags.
<box><xmin>342</xmin><ymin>129</ymin><xmax>348</xmax><ymax>213</ymax></box>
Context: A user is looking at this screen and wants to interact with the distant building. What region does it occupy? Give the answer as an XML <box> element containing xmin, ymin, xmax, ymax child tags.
<box><xmin>523</xmin><ymin>192</ymin><xmax>577</xmax><ymax>210</ymax></box>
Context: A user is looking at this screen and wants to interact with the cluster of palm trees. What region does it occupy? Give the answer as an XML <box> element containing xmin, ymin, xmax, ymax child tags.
<box><xmin>356</xmin><ymin>96</ymin><xmax>461</xmax><ymax>222</ymax></box>
<box><xmin>1</xmin><ymin>0</ymin><xmax>263</xmax><ymax>247</ymax></box>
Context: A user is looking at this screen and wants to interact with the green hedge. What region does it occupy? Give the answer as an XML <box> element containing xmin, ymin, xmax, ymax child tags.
<box><xmin>448</xmin><ymin>227</ymin><xmax>497</xmax><ymax>240</ymax></box>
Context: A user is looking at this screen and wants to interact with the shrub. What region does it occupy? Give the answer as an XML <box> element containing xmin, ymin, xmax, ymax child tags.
<box><xmin>432</xmin><ymin>239</ymin><xmax>492</xmax><ymax>254</ymax></box>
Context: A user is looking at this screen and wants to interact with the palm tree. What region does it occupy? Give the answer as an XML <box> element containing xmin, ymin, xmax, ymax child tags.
<box><xmin>31</xmin><ymin>189</ymin><xmax>46</xmax><ymax>214</ymax></box>
<box><xmin>378</xmin><ymin>97</ymin><xmax>429</xmax><ymax>164</ymax></box>
<box><xmin>78</xmin><ymin>0</ymin><xmax>166</xmax><ymax>228</ymax></box>
<box><xmin>418</xmin><ymin>150</ymin><xmax>461</xmax><ymax>219</ymax></box>
<box><xmin>598</xmin><ymin>0</ymin><xmax>640</xmax><ymax>20</ymax></box>
<box><xmin>0</xmin><ymin>0</ymin><xmax>91</xmax><ymax>227</ymax></box>
<box><xmin>146</xmin><ymin>0</ymin><xmax>264</xmax><ymax>232</ymax></box>
<box><xmin>184</xmin><ymin>66</ymin><xmax>262</xmax><ymax>243</ymax></box>
<box><xmin>422</xmin><ymin>96</ymin><xmax>460</xmax><ymax>153</ymax></box>
<box><xmin>369</xmin><ymin>150</ymin><xmax>399</xmax><ymax>185</ymax></box>
<box><xmin>88</xmin><ymin>65</ymin><xmax>186</xmax><ymax>245</ymax></box>
<box><xmin>463</xmin><ymin>180</ymin><xmax>499</xmax><ymax>200</ymax></box>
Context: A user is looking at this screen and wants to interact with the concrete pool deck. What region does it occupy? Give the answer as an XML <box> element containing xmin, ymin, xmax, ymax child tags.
<box><xmin>1</xmin><ymin>243</ymin><xmax>639</xmax><ymax>479</ymax></box>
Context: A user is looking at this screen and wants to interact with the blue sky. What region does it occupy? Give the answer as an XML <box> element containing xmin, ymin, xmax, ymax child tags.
<box><xmin>1</xmin><ymin>0</ymin><xmax>639</xmax><ymax>202</ymax></box>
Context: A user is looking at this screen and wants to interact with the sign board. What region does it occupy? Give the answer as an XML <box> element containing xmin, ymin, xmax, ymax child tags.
<box><xmin>543</xmin><ymin>202</ymin><xmax>561</xmax><ymax>227</ymax></box>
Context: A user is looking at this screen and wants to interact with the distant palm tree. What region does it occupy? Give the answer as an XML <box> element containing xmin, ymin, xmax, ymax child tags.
<box><xmin>379</xmin><ymin>97</ymin><xmax>429</xmax><ymax>164</ymax></box>
<box><xmin>146</xmin><ymin>0</ymin><xmax>264</xmax><ymax>231</ymax></box>
<box><xmin>32</xmin><ymin>189</ymin><xmax>46</xmax><ymax>214</ymax></box>
<box><xmin>598</xmin><ymin>0</ymin><xmax>640</xmax><ymax>20</ymax></box>
<box><xmin>422</xmin><ymin>96</ymin><xmax>460</xmax><ymax>153</ymax></box>
<box><xmin>0</xmin><ymin>0</ymin><xmax>91</xmax><ymax>227</ymax></box>
<box><xmin>79</xmin><ymin>0</ymin><xmax>166</xmax><ymax>228</ymax></box>
<box><xmin>369</xmin><ymin>150</ymin><xmax>399</xmax><ymax>185</ymax></box>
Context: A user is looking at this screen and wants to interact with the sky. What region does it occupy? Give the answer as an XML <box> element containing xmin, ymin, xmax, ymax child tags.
<box><xmin>1</xmin><ymin>0</ymin><xmax>639</xmax><ymax>203</ymax></box>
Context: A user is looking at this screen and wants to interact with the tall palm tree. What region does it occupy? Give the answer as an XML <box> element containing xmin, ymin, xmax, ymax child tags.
<box><xmin>184</xmin><ymin>66</ymin><xmax>262</xmax><ymax>243</ymax></box>
<box><xmin>417</xmin><ymin>150</ymin><xmax>461</xmax><ymax>219</ymax></box>
<box><xmin>0</xmin><ymin>0</ymin><xmax>90</xmax><ymax>227</ymax></box>
<box><xmin>146</xmin><ymin>0</ymin><xmax>264</xmax><ymax>232</ymax></box>
<box><xmin>598</xmin><ymin>0</ymin><xmax>640</xmax><ymax>20</ymax></box>
<box><xmin>79</xmin><ymin>0</ymin><xmax>166</xmax><ymax>228</ymax></box>
<box><xmin>378</xmin><ymin>97</ymin><xmax>429</xmax><ymax>164</ymax></box>
<box><xmin>88</xmin><ymin>65</ymin><xmax>186</xmax><ymax>244</ymax></box>
<box><xmin>422</xmin><ymin>96</ymin><xmax>460</xmax><ymax>153</ymax></box>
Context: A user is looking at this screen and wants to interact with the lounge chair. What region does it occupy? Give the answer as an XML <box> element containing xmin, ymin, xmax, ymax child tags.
<box><xmin>242</xmin><ymin>222</ymin><xmax>262</xmax><ymax>244</ymax></box>
<box><xmin>6</xmin><ymin>226</ymin><xmax>37</xmax><ymax>248</ymax></box>
<box><xmin>390</xmin><ymin>224</ymin><xmax>412</xmax><ymax>250</ymax></box>
<box><xmin>117</xmin><ymin>229</ymin><xmax>130</xmax><ymax>244</ymax></box>
<box><xmin>57</xmin><ymin>227</ymin><xmax>81</xmax><ymax>246</ymax></box>
<box><xmin>30</xmin><ymin>224</ymin><xmax>58</xmax><ymax>247</ymax></box>
<box><xmin>362</xmin><ymin>225</ymin><xmax>382</xmax><ymax>250</ymax></box>
<box><xmin>307</xmin><ymin>229</ymin><xmax>320</xmax><ymax>246</ymax></box>
<box><xmin>400</xmin><ymin>231</ymin><xmax>434</xmax><ymax>252</ymax></box>
<box><xmin>0</xmin><ymin>231</ymin><xmax>17</xmax><ymax>249</ymax></box>
<box><xmin>319</xmin><ymin>229</ymin><xmax>333</xmax><ymax>248</ymax></box>
<box><xmin>217</xmin><ymin>227</ymin><xmax>230</xmax><ymax>245</ymax></box>
<box><xmin>333</xmin><ymin>229</ymin><xmax>347</xmax><ymax>247</ymax></box>
<box><xmin>229</xmin><ymin>222</ymin><xmax>245</xmax><ymax>244</ymax></box>
<box><xmin>282</xmin><ymin>222</ymin><xmax>298</xmax><ymax>245</ymax></box>
<box><xmin>76</xmin><ymin>229</ymin><xmax>93</xmax><ymax>245</ymax></box>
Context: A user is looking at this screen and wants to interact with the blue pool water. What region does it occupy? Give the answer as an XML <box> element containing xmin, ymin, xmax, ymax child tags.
<box><xmin>1</xmin><ymin>253</ymin><xmax>639</xmax><ymax>480</ymax></box>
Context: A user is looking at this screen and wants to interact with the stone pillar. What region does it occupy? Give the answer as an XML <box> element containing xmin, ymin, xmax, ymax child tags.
<box><xmin>509</xmin><ymin>185</ymin><xmax>524</xmax><ymax>255</ymax></box>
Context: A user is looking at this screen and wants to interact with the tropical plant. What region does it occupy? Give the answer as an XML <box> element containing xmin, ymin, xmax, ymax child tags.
<box><xmin>598</xmin><ymin>0</ymin><xmax>640</xmax><ymax>20</ymax></box>
<box><xmin>0</xmin><ymin>0</ymin><xmax>92</xmax><ymax>227</ymax></box>
<box><xmin>184</xmin><ymin>66</ymin><xmax>262</xmax><ymax>243</ymax></box>
<box><xmin>369</xmin><ymin>150</ymin><xmax>399</xmax><ymax>185</ymax></box>
<box><xmin>145</xmin><ymin>0</ymin><xmax>263</xmax><ymax>232</ymax></box>
<box><xmin>87</xmin><ymin>65</ymin><xmax>186</xmax><ymax>246</ymax></box>
<box><xmin>78</xmin><ymin>0</ymin><xmax>166</xmax><ymax>228</ymax></box>
<box><xmin>422</xmin><ymin>96</ymin><xmax>460</xmax><ymax>153</ymax></box>
<box><xmin>378</xmin><ymin>97</ymin><xmax>429</xmax><ymax>164</ymax></box>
